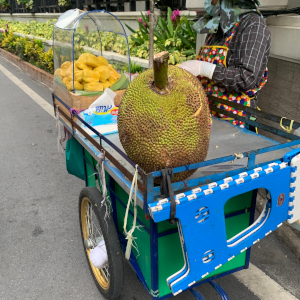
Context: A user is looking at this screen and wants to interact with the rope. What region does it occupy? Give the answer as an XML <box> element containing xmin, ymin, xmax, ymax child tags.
<box><xmin>150</xmin><ymin>289</ymin><xmax>159</xmax><ymax>297</ymax></box>
<box><xmin>95</xmin><ymin>151</ymin><xmax>112</xmax><ymax>225</ymax></box>
<box><xmin>280</xmin><ymin>117</ymin><xmax>294</xmax><ymax>134</ymax></box>
<box><xmin>280</xmin><ymin>117</ymin><xmax>294</xmax><ymax>142</ymax></box>
<box><xmin>124</xmin><ymin>165</ymin><xmax>139</xmax><ymax>260</ymax></box>
<box><xmin>96</xmin><ymin>150</ymin><xmax>107</xmax><ymax>207</ymax></box>
<box><xmin>229</xmin><ymin>153</ymin><xmax>244</xmax><ymax>165</ymax></box>
<box><xmin>255</xmin><ymin>106</ymin><xmax>262</xmax><ymax>134</ymax></box>
<box><xmin>55</xmin><ymin>106</ymin><xmax>64</xmax><ymax>153</ymax></box>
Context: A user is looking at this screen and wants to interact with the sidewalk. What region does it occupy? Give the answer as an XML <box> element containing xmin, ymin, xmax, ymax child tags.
<box><xmin>257</xmin><ymin>190</ymin><xmax>300</xmax><ymax>262</ymax></box>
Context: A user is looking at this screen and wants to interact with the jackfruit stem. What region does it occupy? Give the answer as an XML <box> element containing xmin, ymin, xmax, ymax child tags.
<box><xmin>153</xmin><ymin>51</ymin><xmax>169</xmax><ymax>90</ymax></box>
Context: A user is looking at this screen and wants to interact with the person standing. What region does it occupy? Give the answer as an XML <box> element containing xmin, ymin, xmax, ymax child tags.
<box><xmin>180</xmin><ymin>0</ymin><xmax>271</xmax><ymax>128</ymax></box>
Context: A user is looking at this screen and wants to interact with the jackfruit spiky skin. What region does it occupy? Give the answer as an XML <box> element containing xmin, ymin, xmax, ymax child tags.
<box><xmin>118</xmin><ymin>66</ymin><xmax>211</xmax><ymax>183</ymax></box>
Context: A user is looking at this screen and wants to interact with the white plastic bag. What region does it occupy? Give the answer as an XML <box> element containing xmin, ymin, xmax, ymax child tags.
<box><xmin>78</xmin><ymin>88</ymin><xmax>119</xmax><ymax>136</ymax></box>
<box><xmin>89</xmin><ymin>88</ymin><xmax>116</xmax><ymax>109</ymax></box>
<box><xmin>90</xmin><ymin>240</ymin><xmax>108</xmax><ymax>269</ymax></box>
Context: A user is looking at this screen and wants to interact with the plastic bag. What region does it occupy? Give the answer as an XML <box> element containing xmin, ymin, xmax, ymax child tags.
<box><xmin>124</xmin><ymin>71</ymin><xmax>139</xmax><ymax>81</ymax></box>
<box><xmin>78</xmin><ymin>88</ymin><xmax>119</xmax><ymax>136</ymax></box>
<box><xmin>90</xmin><ymin>240</ymin><xmax>108</xmax><ymax>269</ymax></box>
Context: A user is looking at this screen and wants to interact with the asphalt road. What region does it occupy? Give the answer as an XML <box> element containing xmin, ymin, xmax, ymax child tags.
<box><xmin>0</xmin><ymin>55</ymin><xmax>300</xmax><ymax>300</ymax></box>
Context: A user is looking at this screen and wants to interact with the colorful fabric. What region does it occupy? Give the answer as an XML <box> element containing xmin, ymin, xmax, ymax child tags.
<box><xmin>197</xmin><ymin>18</ymin><xmax>268</xmax><ymax>128</ymax></box>
<box><xmin>193</xmin><ymin>0</ymin><xmax>262</xmax><ymax>34</ymax></box>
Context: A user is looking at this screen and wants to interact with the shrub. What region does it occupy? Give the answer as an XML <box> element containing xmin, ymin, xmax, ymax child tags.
<box><xmin>0</xmin><ymin>30</ymin><xmax>54</xmax><ymax>73</ymax></box>
<box><xmin>126</xmin><ymin>8</ymin><xmax>196</xmax><ymax>64</ymax></box>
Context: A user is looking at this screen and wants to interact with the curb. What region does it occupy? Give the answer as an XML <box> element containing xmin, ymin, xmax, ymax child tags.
<box><xmin>0</xmin><ymin>48</ymin><xmax>53</xmax><ymax>91</ymax></box>
<box><xmin>257</xmin><ymin>190</ymin><xmax>300</xmax><ymax>261</ymax></box>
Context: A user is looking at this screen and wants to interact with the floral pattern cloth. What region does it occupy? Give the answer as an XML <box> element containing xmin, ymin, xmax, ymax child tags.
<box><xmin>193</xmin><ymin>0</ymin><xmax>262</xmax><ymax>34</ymax></box>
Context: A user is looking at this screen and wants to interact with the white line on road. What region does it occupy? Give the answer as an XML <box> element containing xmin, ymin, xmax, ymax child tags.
<box><xmin>234</xmin><ymin>263</ymin><xmax>298</xmax><ymax>300</ymax></box>
<box><xmin>0</xmin><ymin>63</ymin><xmax>54</xmax><ymax>117</ymax></box>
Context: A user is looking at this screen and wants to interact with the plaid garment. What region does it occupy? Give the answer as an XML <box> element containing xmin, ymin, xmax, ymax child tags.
<box><xmin>207</xmin><ymin>13</ymin><xmax>271</xmax><ymax>93</ymax></box>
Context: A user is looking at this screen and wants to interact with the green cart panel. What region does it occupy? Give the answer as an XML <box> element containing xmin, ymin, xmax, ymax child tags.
<box><xmin>84</xmin><ymin>155</ymin><xmax>253</xmax><ymax>298</ymax></box>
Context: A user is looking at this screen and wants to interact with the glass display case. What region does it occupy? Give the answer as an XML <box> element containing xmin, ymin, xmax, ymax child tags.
<box><xmin>53</xmin><ymin>9</ymin><xmax>131</xmax><ymax>110</ymax></box>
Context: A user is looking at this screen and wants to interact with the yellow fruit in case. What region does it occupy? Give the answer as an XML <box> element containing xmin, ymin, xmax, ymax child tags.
<box><xmin>78</xmin><ymin>53</ymin><xmax>100</xmax><ymax>68</ymax></box>
<box><xmin>68</xmin><ymin>70</ymin><xmax>84</xmax><ymax>83</ymax></box>
<box><xmin>82</xmin><ymin>69</ymin><xmax>100</xmax><ymax>83</ymax></box>
<box><xmin>94</xmin><ymin>66</ymin><xmax>111</xmax><ymax>82</ymax></box>
<box><xmin>97</xmin><ymin>56</ymin><xmax>108</xmax><ymax>66</ymax></box>
<box><xmin>84</xmin><ymin>82</ymin><xmax>104</xmax><ymax>92</ymax></box>
<box><xmin>62</xmin><ymin>77</ymin><xmax>72</xmax><ymax>86</ymax></box>
<box><xmin>66</xmin><ymin>65</ymin><xmax>79</xmax><ymax>78</ymax></box>
<box><xmin>102</xmin><ymin>80</ymin><xmax>113</xmax><ymax>89</ymax></box>
<box><xmin>54</xmin><ymin>68</ymin><xmax>61</xmax><ymax>77</ymax></box>
<box><xmin>61</xmin><ymin>61</ymin><xmax>71</xmax><ymax>69</ymax></box>
<box><xmin>67</xmin><ymin>81</ymin><xmax>84</xmax><ymax>91</ymax></box>
<box><xmin>75</xmin><ymin>60</ymin><xmax>93</xmax><ymax>70</ymax></box>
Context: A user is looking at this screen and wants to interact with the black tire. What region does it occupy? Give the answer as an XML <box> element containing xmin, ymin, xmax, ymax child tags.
<box><xmin>79</xmin><ymin>187</ymin><xmax>124</xmax><ymax>299</ymax></box>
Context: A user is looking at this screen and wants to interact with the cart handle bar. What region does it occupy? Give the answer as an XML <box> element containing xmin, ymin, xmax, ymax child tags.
<box><xmin>52</xmin><ymin>93</ymin><xmax>144</xmax><ymax>174</ymax></box>
<box><xmin>209</xmin><ymin>96</ymin><xmax>300</xmax><ymax>130</ymax></box>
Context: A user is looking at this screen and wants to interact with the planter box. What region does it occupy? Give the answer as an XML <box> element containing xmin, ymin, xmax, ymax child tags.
<box><xmin>0</xmin><ymin>48</ymin><xmax>53</xmax><ymax>89</ymax></box>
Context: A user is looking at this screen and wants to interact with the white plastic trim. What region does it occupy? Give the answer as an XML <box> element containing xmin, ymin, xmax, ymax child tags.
<box><xmin>287</xmin><ymin>154</ymin><xmax>300</xmax><ymax>224</ymax></box>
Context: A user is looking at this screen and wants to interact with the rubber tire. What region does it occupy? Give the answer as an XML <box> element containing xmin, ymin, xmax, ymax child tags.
<box><xmin>79</xmin><ymin>187</ymin><xmax>124</xmax><ymax>299</ymax></box>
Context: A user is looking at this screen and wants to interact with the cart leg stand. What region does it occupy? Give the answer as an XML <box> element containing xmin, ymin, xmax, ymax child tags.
<box><xmin>189</xmin><ymin>280</ymin><xmax>229</xmax><ymax>300</ymax></box>
<box><xmin>190</xmin><ymin>288</ymin><xmax>206</xmax><ymax>300</ymax></box>
<box><xmin>209</xmin><ymin>281</ymin><xmax>229</xmax><ymax>300</ymax></box>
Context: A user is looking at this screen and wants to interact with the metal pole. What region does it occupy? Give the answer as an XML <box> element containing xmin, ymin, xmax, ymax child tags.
<box><xmin>148</xmin><ymin>0</ymin><xmax>154</xmax><ymax>69</ymax></box>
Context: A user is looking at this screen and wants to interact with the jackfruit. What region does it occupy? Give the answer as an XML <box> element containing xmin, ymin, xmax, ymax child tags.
<box><xmin>60</xmin><ymin>69</ymin><xmax>67</xmax><ymax>77</ymax></box>
<box><xmin>62</xmin><ymin>77</ymin><xmax>72</xmax><ymax>86</ymax></box>
<box><xmin>78</xmin><ymin>53</ymin><xmax>100</xmax><ymax>68</ymax></box>
<box><xmin>118</xmin><ymin>57</ymin><xmax>211</xmax><ymax>183</ymax></box>
<box><xmin>108</xmin><ymin>76</ymin><xmax>118</xmax><ymax>85</ymax></box>
<box><xmin>67</xmin><ymin>81</ymin><xmax>83</xmax><ymax>91</ymax></box>
<box><xmin>68</xmin><ymin>70</ymin><xmax>84</xmax><ymax>83</ymax></box>
<box><xmin>97</xmin><ymin>56</ymin><xmax>108</xmax><ymax>66</ymax></box>
<box><xmin>54</xmin><ymin>68</ymin><xmax>61</xmax><ymax>76</ymax></box>
<box><xmin>61</xmin><ymin>61</ymin><xmax>71</xmax><ymax>69</ymax></box>
<box><xmin>102</xmin><ymin>81</ymin><xmax>112</xmax><ymax>89</ymax></box>
<box><xmin>82</xmin><ymin>69</ymin><xmax>100</xmax><ymax>83</ymax></box>
<box><xmin>66</xmin><ymin>65</ymin><xmax>79</xmax><ymax>78</ymax></box>
<box><xmin>93</xmin><ymin>66</ymin><xmax>110</xmax><ymax>82</ymax></box>
<box><xmin>75</xmin><ymin>60</ymin><xmax>93</xmax><ymax>70</ymax></box>
<box><xmin>108</xmin><ymin>66</ymin><xmax>121</xmax><ymax>80</ymax></box>
<box><xmin>84</xmin><ymin>82</ymin><xmax>104</xmax><ymax>92</ymax></box>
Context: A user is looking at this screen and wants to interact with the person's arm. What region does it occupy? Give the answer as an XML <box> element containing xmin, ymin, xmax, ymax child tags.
<box><xmin>212</xmin><ymin>21</ymin><xmax>271</xmax><ymax>92</ymax></box>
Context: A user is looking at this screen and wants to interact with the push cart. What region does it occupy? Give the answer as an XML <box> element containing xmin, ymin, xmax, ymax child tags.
<box><xmin>52</xmin><ymin>9</ymin><xmax>300</xmax><ymax>300</ymax></box>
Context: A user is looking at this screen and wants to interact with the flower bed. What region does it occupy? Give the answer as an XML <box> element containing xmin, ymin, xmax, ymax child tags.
<box><xmin>0</xmin><ymin>8</ymin><xmax>196</xmax><ymax>67</ymax></box>
<box><xmin>0</xmin><ymin>25</ymin><xmax>54</xmax><ymax>73</ymax></box>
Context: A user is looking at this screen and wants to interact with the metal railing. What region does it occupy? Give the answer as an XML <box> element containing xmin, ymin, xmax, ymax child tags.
<box><xmin>0</xmin><ymin>0</ymin><xmax>185</xmax><ymax>13</ymax></box>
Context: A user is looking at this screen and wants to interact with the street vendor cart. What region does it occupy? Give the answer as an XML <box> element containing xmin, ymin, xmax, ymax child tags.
<box><xmin>52</xmin><ymin>9</ymin><xmax>300</xmax><ymax>300</ymax></box>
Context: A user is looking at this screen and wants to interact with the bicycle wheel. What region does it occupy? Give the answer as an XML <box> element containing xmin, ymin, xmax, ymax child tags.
<box><xmin>79</xmin><ymin>187</ymin><xmax>124</xmax><ymax>299</ymax></box>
